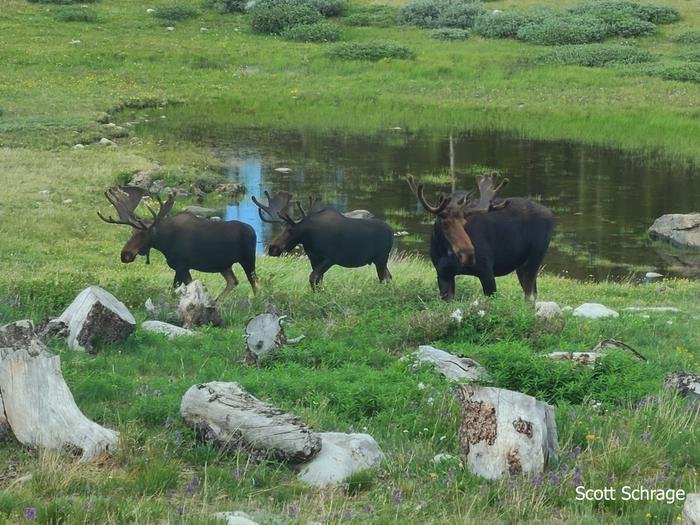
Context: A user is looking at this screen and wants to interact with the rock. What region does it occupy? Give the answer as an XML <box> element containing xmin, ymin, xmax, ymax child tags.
<box><xmin>163</xmin><ymin>186</ymin><xmax>189</xmax><ymax>199</ymax></box>
<box><xmin>457</xmin><ymin>385</ymin><xmax>558</xmax><ymax>480</ymax></box>
<box><xmin>343</xmin><ymin>210</ymin><xmax>374</xmax><ymax>220</ymax></box>
<box><xmin>664</xmin><ymin>372</ymin><xmax>700</xmax><ymax>406</ymax></box>
<box><xmin>216</xmin><ymin>182</ymin><xmax>245</xmax><ymax>195</ymax></box>
<box><xmin>142</xmin><ymin>321</ymin><xmax>194</xmax><ymax>339</ymax></box>
<box><xmin>432</xmin><ymin>453</ymin><xmax>457</xmax><ymax>464</ymax></box>
<box><xmin>176</xmin><ymin>281</ymin><xmax>221</xmax><ymax>328</ymax></box>
<box><xmin>297</xmin><ymin>432</ymin><xmax>383</xmax><ymax>486</ymax></box>
<box><xmin>274</xmin><ymin>167</ymin><xmax>292</xmax><ymax>173</ymax></box>
<box><xmin>62</xmin><ymin>199</ymin><xmax>73</xmax><ymax>204</ymax></box>
<box><xmin>572</xmin><ymin>303</ymin><xmax>619</xmax><ymax>319</ymax></box>
<box><xmin>547</xmin><ymin>352</ymin><xmax>598</xmax><ymax>365</ymax></box>
<box><xmin>144</xmin><ymin>297</ymin><xmax>160</xmax><ymax>317</ymax></box>
<box><xmin>535</xmin><ymin>301</ymin><xmax>562</xmax><ymax>319</ymax></box>
<box><xmin>70</xmin><ymin>39</ymin><xmax>81</xmax><ymax>45</ymax></box>
<box><xmin>245</xmin><ymin>313</ymin><xmax>286</xmax><ymax>364</ymax></box>
<box><xmin>184</xmin><ymin>205</ymin><xmax>222</xmax><ymax>218</ymax></box>
<box><xmin>415</xmin><ymin>345</ymin><xmax>489</xmax><ymax>383</ymax></box>
<box><xmin>57</xmin><ymin>286</ymin><xmax>136</xmax><ymax>353</ymax></box>
<box><xmin>35</xmin><ymin>318</ymin><xmax>69</xmax><ymax>339</ymax></box>
<box><xmin>649</xmin><ymin>213</ymin><xmax>700</xmax><ymax>250</ymax></box>
<box><xmin>394</xmin><ymin>230</ymin><xmax>409</xmax><ymax>237</ymax></box>
<box><xmin>645</xmin><ymin>272</ymin><xmax>663</xmax><ymax>281</ymax></box>
<box><xmin>146</xmin><ymin>8</ymin><xmax>155</xmax><ymax>13</ymax></box>
<box><xmin>682</xmin><ymin>493</ymin><xmax>700</xmax><ymax>525</ymax></box>
<box><xmin>213</xmin><ymin>511</ymin><xmax>260</xmax><ymax>525</ymax></box>
<box><xmin>166</xmin><ymin>26</ymin><xmax>175</xmax><ymax>31</ymax></box>
<box><xmin>211</xmin><ymin>216</ymin><xmax>222</xmax><ymax>221</ymax></box>
<box><xmin>624</xmin><ymin>306</ymin><xmax>680</xmax><ymax>313</ymax></box>
<box><xmin>148</xmin><ymin>179</ymin><xmax>166</xmax><ymax>194</ymax></box>
<box><xmin>72</xmin><ymin>144</ymin><xmax>85</xmax><ymax>150</ymax></box>
<box><xmin>98</xmin><ymin>138</ymin><xmax>116</xmax><ymax>147</ymax></box>
<box><xmin>180</xmin><ymin>382</ymin><xmax>321</xmax><ymax>462</ymax></box>
<box><xmin>128</xmin><ymin>169</ymin><xmax>160</xmax><ymax>189</ymax></box>
<box><xmin>0</xmin><ymin>321</ymin><xmax>119</xmax><ymax>460</ymax></box>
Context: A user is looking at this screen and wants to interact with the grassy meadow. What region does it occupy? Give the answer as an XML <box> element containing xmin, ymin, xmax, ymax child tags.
<box><xmin>1</xmin><ymin>0</ymin><xmax>700</xmax><ymax>523</ymax></box>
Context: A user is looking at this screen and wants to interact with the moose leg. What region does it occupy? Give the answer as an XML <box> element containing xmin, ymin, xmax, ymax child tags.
<box><xmin>375</xmin><ymin>257</ymin><xmax>392</xmax><ymax>283</ymax></box>
<box><xmin>240</xmin><ymin>258</ymin><xmax>258</xmax><ymax>294</ymax></box>
<box><xmin>309</xmin><ymin>260</ymin><xmax>333</xmax><ymax>291</ymax></box>
<box><xmin>216</xmin><ymin>267</ymin><xmax>239</xmax><ymax>301</ymax></box>
<box><xmin>437</xmin><ymin>273</ymin><xmax>456</xmax><ymax>301</ymax></box>
<box><xmin>173</xmin><ymin>269</ymin><xmax>193</xmax><ymax>288</ymax></box>
<box><xmin>478</xmin><ymin>272</ymin><xmax>497</xmax><ymax>297</ymax></box>
<box><xmin>516</xmin><ymin>265</ymin><xmax>539</xmax><ymax>303</ymax></box>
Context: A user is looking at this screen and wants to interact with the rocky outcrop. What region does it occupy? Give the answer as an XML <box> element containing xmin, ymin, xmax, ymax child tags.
<box><xmin>649</xmin><ymin>213</ymin><xmax>700</xmax><ymax>250</ymax></box>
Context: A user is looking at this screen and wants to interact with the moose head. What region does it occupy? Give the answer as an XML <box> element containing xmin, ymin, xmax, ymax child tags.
<box><xmin>406</xmin><ymin>173</ymin><xmax>509</xmax><ymax>266</ymax></box>
<box><xmin>252</xmin><ymin>191</ymin><xmax>322</xmax><ymax>256</ymax></box>
<box><xmin>98</xmin><ymin>186</ymin><xmax>175</xmax><ymax>264</ymax></box>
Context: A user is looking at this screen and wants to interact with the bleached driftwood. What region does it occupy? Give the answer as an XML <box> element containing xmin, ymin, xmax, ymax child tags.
<box><xmin>176</xmin><ymin>281</ymin><xmax>221</xmax><ymax>328</ymax></box>
<box><xmin>0</xmin><ymin>320</ymin><xmax>118</xmax><ymax>460</ymax></box>
<box><xmin>547</xmin><ymin>352</ymin><xmax>598</xmax><ymax>365</ymax></box>
<box><xmin>57</xmin><ymin>286</ymin><xmax>135</xmax><ymax>352</ymax></box>
<box><xmin>457</xmin><ymin>385</ymin><xmax>558</xmax><ymax>480</ymax></box>
<box><xmin>180</xmin><ymin>381</ymin><xmax>321</xmax><ymax>462</ymax></box>
<box><xmin>244</xmin><ymin>313</ymin><xmax>286</xmax><ymax>364</ymax></box>
<box><xmin>416</xmin><ymin>345</ymin><xmax>489</xmax><ymax>382</ymax></box>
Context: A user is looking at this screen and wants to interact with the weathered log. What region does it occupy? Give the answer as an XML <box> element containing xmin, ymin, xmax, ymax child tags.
<box><xmin>547</xmin><ymin>352</ymin><xmax>598</xmax><ymax>365</ymax></box>
<box><xmin>297</xmin><ymin>432</ymin><xmax>384</xmax><ymax>486</ymax></box>
<box><xmin>457</xmin><ymin>385</ymin><xmax>558</xmax><ymax>480</ymax></box>
<box><xmin>416</xmin><ymin>345</ymin><xmax>489</xmax><ymax>382</ymax></box>
<box><xmin>0</xmin><ymin>320</ymin><xmax>118</xmax><ymax>460</ymax></box>
<box><xmin>57</xmin><ymin>286</ymin><xmax>135</xmax><ymax>352</ymax></box>
<box><xmin>176</xmin><ymin>281</ymin><xmax>221</xmax><ymax>328</ymax></box>
<box><xmin>180</xmin><ymin>382</ymin><xmax>321</xmax><ymax>462</ymax></box>
<box><xmin>244</xmin><ymin>313</ymin><xmax>286</xmax><ymax>364</ymax></box>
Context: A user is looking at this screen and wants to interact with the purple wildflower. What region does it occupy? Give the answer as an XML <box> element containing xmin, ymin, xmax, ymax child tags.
<box><xmin>24</xmin><ymin>508</ymin><xmax>36</xmax><ymax>522</ymax></box>
<box><xmin>83</xmin><ymin>501</ymin><xmax>92</xmax><ymax>510</ymax></box>
<box><xmin>663</xmin><ymin>463</ymin><xmax>671</xmax><ymax>475</ymax></box>
<box><xmin>530</xmin><ymin>474</ymin><xmax>543</xmax><ymax>488</ymax></box>
<box><xmin>572</xmin><ymin>465</ymin><xmax>583</xmax><ymax>488</ymax></box>
<box><xmin>232</xmin><ymin>467</ymin><xmax>242</xmax><ymax>480</ymax></box>
<box><xmin>547</xmin><ymin>472</ymin><xmax>561</xmax><ymax>486</ymax></box>
<box><xmin>559</xmin><ymin>464</ymin><xmax>570</xmax><ymax>474</ymax></box>
<box><xmin>609</xmin><ymin>473</ymin><xmax>617</xmax><ymax>483</ymax></box>
<box><xmin>393</xmin><ymin>487</ymin><xmax>402</xmax><ymax>506</ymax></box>
<box><xmin>174</xmin><ymin>430</ymin><xmax>182</xmax><ymax>449</ymax></box>
<box><xmin>345</xmin><ymin>509</ymin><xmax>354</xmax><ymax>519</ymax></box>
<box><xmin>639</xmin><ymin>432</ymin><xmax>652</xmax><ymax>441</ymax></box>
<box><xmin>287</xmin><ymin>504</ymin><xmax>300</xmax><ymax>518</ymax></box>
<box><xmin>176</xmin><ymin>506</ymin><xmax>185</xmax><ymax>516</ymax></box>
<box><xmin>365</xmin><ymin>504</ymin><xmax>374</xmax><ymax>515</ymax></box>
<box><xmin>184</xmin><ymin>475</ymin><xmax>199</xmax><ymax>495</ymax></box>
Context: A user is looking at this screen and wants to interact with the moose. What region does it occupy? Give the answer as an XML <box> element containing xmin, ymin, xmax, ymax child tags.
<box><xmin>407</xmin><ymin>173</ymin><xmax>555</xmax><ymax>301</ymax></box>
<box><xmin>252</xmin><ymin>191</ymin><xmax>394</xmax><ymax>289</ymax></box>
<box><xmin>98</xmin><ymin>186</ymin><xmax>257</xmax><ymax>298</ymax></box>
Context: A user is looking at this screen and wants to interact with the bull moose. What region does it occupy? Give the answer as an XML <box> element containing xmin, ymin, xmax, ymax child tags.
<box><xmin>98</xmin><ymin>186</ymin><xmax>257</xmax><ymax>298</ymax></box>
<box><xmin>252</xmin><ymin>191</ymin><xmax>393</xmax><ymax>289</ymax></box>
<box><xmin>407</xmin><ymin>174</ymin><xmax>555</xmax><ymax>301</ymax></box>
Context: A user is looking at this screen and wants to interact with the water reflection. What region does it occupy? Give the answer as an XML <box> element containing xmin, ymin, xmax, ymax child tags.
<box><xmin>169</xmin><ymin>127</ymin><xmax>700</xmax><ymax>280</ymax></box>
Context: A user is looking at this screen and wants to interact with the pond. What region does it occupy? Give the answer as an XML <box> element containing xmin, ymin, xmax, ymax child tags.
<box><xmin>140</xmin><ymin>124</ymin><xmax>700</xmax><ymax>281</ymax></box>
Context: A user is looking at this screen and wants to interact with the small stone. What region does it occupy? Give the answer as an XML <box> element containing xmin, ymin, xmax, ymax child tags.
<box><xmin>39</xmin><ymin>190</ymin><xmax>50</xmax><ymax>195</ymax></box>
<box><xmin>274</xmin><ymin>167</ymin><xmax>292</xmax><ymax>173</ymax></box>
<box><xmin>432</xmin><ymin>453</ymin><xmax>457</xmax><ymax>464</ymax></box>
<box><xmin>535</xmin><ymin>301</ymin><xmax>561</xmax><ymax>319</ymax></box>
<box><xmin>70</xmin><ymin>39</ymin><xmax>81</xmax><ymax>44</ymax></box>
<box><xmin>166</xmin><ymin>26</ymin><xmax>175</xmax><ymax>31</ymax></box>
<box><xmin>200</xmin><ymin>27</ymin><xmax>208</xmax><ymax>31</ymax></box>
<box><xmin>394</xmin><ymin>230</ymin><xmax>409</xmax><ymax>237</ymax></box>
<box><xmin>415</xmin><ymin>345</ymin><xmax>489</xmax><ymax>383</ymax></box>
<box><xmin>146</xmin><ymin>8</ymin><xmax>155</xmax><ymax>13</ymax></box>
<box><xmin>645</xmin><ymin>272</ymin><xmax>663</xmax><ymax>280</ymax></box>
<box><xmin>547</xmin><ymin>352</ymin><xmax>598</xmax><ymax>365</ymax></box>
<box><xmin>573</xmin><ymin>303</ymin><xmax>619</xmax><ymax>319</ymax></box>
<box><xmin>72</xmin><ymin>144</ymin><xmax>86</xmax><ymax>150</ymax></box>
<box><xmin>212</xmin><ymin>511</ymin><xmax>259</xmax><ymax>525</ymax></box>
<box><xmin>142</xmin><ymin>321</ymin><xmax>194</xmax><ymax>339</ymax></box>
<box><xmin>62</xmin><ymin>199</ymin><xmax>73</xmax><ymax>204</ymax></box>
<box><xmin>98</xmin><ymin>137</ymin><xmax>116</xmax><ymax>147</ymax></box>
<box><xmin>211</xmin><ymin>216</ymin><xmax>221</xmax><ymax>221</ymax></box>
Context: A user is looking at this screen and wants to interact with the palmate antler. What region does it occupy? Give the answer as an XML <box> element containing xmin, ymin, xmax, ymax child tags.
<box><xmin>98</xmin><ymin>186</ymin><xmax>175</xmax><ymax>229</ymax></box>
<box><xmin>406</xmin><ymin>174</ymin><xmax>458</xmax><ymax>215</ymax></box>
<box><xmin>296</xmin><ymin>195</ymin><xmax>323</xmax><ymax>218</ymax></box>
<box><xmin>251</xmin><ymin>190</ymin><xmax>294</xmax><ymax>223</ymax></box>
<box><xmin>463</xmin><ymin>172</ymin><xmax>510</xmax><ymax>216</ymax></box>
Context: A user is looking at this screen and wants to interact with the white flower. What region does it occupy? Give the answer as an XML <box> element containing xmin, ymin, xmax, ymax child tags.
<box><xmin>417</xmin><ymin>382</ymin><xmax>426</xmax><ymax>390</ymax></box>
<box><xmin>477</xmin><ymin>310</ymin><xmax>486</xmax><ymax>317</ymax></box>
<box><xmin>427</xmin><ymin>397</ymin><xmax>435</xmax><ymax>405</ymax></box>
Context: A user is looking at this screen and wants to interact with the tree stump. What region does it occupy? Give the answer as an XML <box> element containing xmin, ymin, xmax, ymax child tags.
<box><xmin>180</xmin><ymin>381</ymin><xmax>321</xmax><ymax>462</ymax></box>
<box><xmin>244</xmin><ymin>313</ymin><xmax>286</xmax><ymax>364</ymax></box>
<box><xmin>176</xmin><ymin>281</ymin><xmax>221</xmax><ymax>328</ymax></box>
<box><xmin>0</xmin><ymin>320</ymin><xmax>118</xmax><ymax>460</ymax></box>
<box><xmin>57</xmin><ymin>286</ymin><xmax>135</xmax><ymax>352</ymax></box>
<box><xmin>457</xmin><ymin>385</ymin><xmax>558</xmax><ymax>480</ymax></box>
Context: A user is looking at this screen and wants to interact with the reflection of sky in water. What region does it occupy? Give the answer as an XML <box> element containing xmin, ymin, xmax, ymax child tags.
<box><xmin>225</xmin><ymin>158</ymin><xmax>268</xmax><ymax>252</ymax></box>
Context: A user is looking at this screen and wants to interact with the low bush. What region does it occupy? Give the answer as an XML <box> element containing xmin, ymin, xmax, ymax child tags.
<box><xmin>538</xmin><ymin>44</ymin><xmax>654</xmax><ymax>67</ymax></box>
<box><xmin>53</xmin><ymin>6</ymin><xmax>99</xmax><ymax>22</ymax></box>
<box><xmin>281</xmin><ymin>21</ymin><xmax>341</xmax><ymax>42</ymax></box>
<box><xmin>569</xmin><ymin>1</ymin><xmax>679</xmax><ymax>25</ymax></box>
<box><xmin>343</xmin><ymin>6</ymin><xmax>397</xmax><ymax>27</ymax></box>
<box><xmin>310</xmin><ymin>0</ymin><xmax>346</xmax><ymax>17</ymax></box>
<box><xmin>431</xmin><ymin>27</ymin><xmax>468</xmax><ymax>40</ymax></box>
<box><xmin>154</xmin><ymin>5</ymin><xmax>199</xmax><ymax>21</ymax></box>
<box><xmin>472</xmin><ymin>10</ymin><xmax>530</xmax><ymax>39</ymax></box>
<box><xmin>649</xmin><ymin>62</ymin><xmax>700</xmax><ymax>83</ymax></box>
<box><xmin>28</xmin><ymin>0</ymin><xmax>95</xmax><ymax>3</ymax></box>
<box><xmin>671</xmin><ymin>31</ymin><xmax>700</xmax><ymax>44</ymax></box>
<box><xmin>250</xmin><ymin>0</ymin><xmax>323</xmax><ymax>34</ymax></box>
<box><xmin>604</xmin><ymin>14</ymin><xmax>656</xmax><ymax>37</ymax></box>
<box><xmin>204</xmin><ymin>0</ymin><xmax>247</xmax><ymax>13</ymax></box>
<box><xmin>399</xmin><ymin>0</ymin><xmax>484</xmax><ymax>29</ymax></box>
<box><xmin>328</xmin><ymin>40</ymin><xmax>414</xmax><ymax>61</ymax></box>
<box><xmin>517</xmin><ymin>13</ymin><xmax>608</xmax><ymax>45</ymax></box>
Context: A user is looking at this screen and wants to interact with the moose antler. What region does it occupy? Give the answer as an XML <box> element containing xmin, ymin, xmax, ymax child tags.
<box><xmin>406</xmin><ymin>175</ymin><xmax>451</xmax><ymax>215</ymax></box>
<box><xmin>462</xmin><ymin>173</ymin><xmax>510</xmax><ymax>215</ymax></box>
<box><xmin>251</xmin><ymin>190</ymin><xmax>294</xmax><ymax>223</ymax></box>
<box><xmin>296</xmin><ymin>195</ymin><xmax>323</xmax><ymax>218</ymax></box>
<box><xmin>98</xmin><ymin>186</ymin><xmax>175</xmax><ymax>229</ymax></box>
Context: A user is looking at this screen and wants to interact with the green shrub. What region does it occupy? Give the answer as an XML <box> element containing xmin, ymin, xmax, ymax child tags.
<box><xmin>310</xmin><ymin>0</ymin><xmax>346</xmax><ymax>17</ymax></box>
<box><xmin>431</xmin><ymin>27</ymin><xmax>468</xmax><ymax>40</ymax></box>
<box><xmin>399</xmin><ymin>0</ymin><xmax>484</xmax><ymax>29</ymax></box>
<box><xmin>343</xmin><ymin>5</ymin><xmax>397</xmax><ymax>27</ymax></box>
<box><xmin>682</xmin><ymin>48</ymin><xmax>700</xmax><ymax>62</ymax></box>
<box><xmin>281</xmin><ymin>21</ymin><xmax>341</xmax><ymax>42</ymax></box>
<box><xmin>250</xmin><ymin>0</ymin><xmax>323</xmax><ymax>34</ymax></box>
<box><xmin>154</xmin><ymin>5</ymin><xmax>199</xmax><ymax>21</ymax></box>
<box><xmin>204</xmin><ymin>0</ymin><xmax>247</xmax><ymax>13</ymax></box>
<box><xmin>517</xmin><ymin>13</ymin><xmax>608</xmax><ymax>45</ymax></box>
<box><xmin>53</xmin><ymin>6</ymin><xmax>99</xmax><ymax>22</ymax></box>
<box><xmin>328</xmin><ymin>40</ymin><xmax>415</xmax><ymax>61</ymax></box>
<box><xmin>671</xmin><ymin>31</ymin><xmax>700</xmax><ymax>44</ymax></box>
<box><xmin>538</xmin><ymin>44</ymin><xmax>654</xmax><ymax>66</ymax></box>
<box><xmin>569</xmin><ymin>1</ymin><xmax>679</xmax><ymax>25</ymax></box>
<box><xmin>649</xmin><ymin>62</ymin><xmax>700</xmax><ymax>82</ymax></box>
<box><xmin>473</xmin><ymin>10</ymin><xmax>530</xmax><ymax>39</ymax></box>
<box><xmin>604</xmin><ymin>14</ymin><xmax>656</xmax><ymax>37</ymax></box>
<box><xmin>28</xmin><ymin>0</ymin><xmax>95</xmax><ymax>3</ymax></box>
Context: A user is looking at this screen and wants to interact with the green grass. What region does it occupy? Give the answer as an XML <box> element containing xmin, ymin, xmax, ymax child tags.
<box><xmin>0</xmin><ymin>149</ymin><xmax>699</xmax><ymax>524</ymax></box>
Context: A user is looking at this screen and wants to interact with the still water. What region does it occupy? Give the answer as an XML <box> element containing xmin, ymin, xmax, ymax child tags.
<box><xmin>160</xmin><ymin>126</ymin><xmax>700</xmax><ymax>280</ymax></box>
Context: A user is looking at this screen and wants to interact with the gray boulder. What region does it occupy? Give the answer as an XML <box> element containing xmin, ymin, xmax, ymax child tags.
<box><xmin>649</xmin><ymin>213</ymin><xmax>700</xmax><ymax>250</ymax></box>
<box><xmin>142</xmin><ymin>320</ymin><xmax>194</xmax><ymax>339</ymax></box>
<box><xmin>683</xmin><ymin>493</ymin><xmax>700</xmax><ymax>525</ymax></box>
<box><xmin>343</xmin><ymin>210</ymin><xmax>374</xmax><ymax>220</ymax></box>
<box><xmin>573</xmin><ymin>303</ymin><xmax>619</xmax><ymax>319</ymax></box>
<box><xmin>416</xmin><ymin>345</ymin><xmax>489</xmax><ymax>382</ymax></box>
<box><xmin>664</xmin><ymin>372</ymin><xmax>700</xmax><ymax>406</ymax></box>
<box><xmin>535</xmin><ymin>301</ymin><xmax>562</xmax><ymax>319</ymax></box>
<box><xmin>57</xmin><ymin>287</ymin><xmax>135</xmax><ymax>353</ymax></box>
<box><xmin>457</xmin><ymin>385</ymin><xmax>558</xmax><ymax>480</ymax></box>
<box><xmin>297</xmin><ymin>432</ymin><xmax>383</xmax><ymax>486</ymax></box>
<box><xmin>213</xmin><ymin>511</ymin><xmax>260</xmax><ymax>525</ymax></box>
